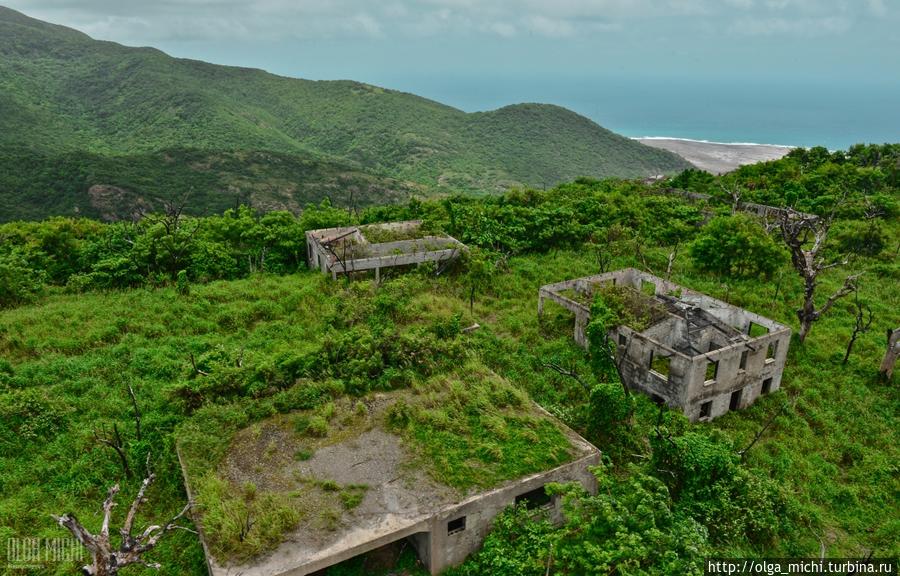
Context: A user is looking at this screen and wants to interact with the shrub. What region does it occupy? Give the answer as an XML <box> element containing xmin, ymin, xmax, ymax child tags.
<box><xmin>690</xmin><ymin>214</ymin><xmax>785</xmax><ymax>278</ymax></box>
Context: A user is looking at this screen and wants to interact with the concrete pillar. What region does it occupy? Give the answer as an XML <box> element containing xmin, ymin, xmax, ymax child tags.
<box><xmin>537</xmin><ymin>294</ymin><xmax>544</xmax><ymax>317</ymax></box>
<box><xmin>375</xmin><ymin>267</ymin><xmax>380</xmax><ymax>283</ymax></box>
<box><xmin>574</xmin><ymin>310</ymin><xmax>588</xmax><ymax>348</ymax></box>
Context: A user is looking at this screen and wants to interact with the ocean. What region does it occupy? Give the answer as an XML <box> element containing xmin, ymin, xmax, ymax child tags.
<box><xmin>393</xmin><ymin>76</ymin><xmax>900</xmax><ymax>151</ymax></box>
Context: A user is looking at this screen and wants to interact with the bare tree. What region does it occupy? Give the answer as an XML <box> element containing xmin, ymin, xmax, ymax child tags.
<box><xmin>879</xmin><ymin>328</ymin><xmax>899</xmax><ymax>381</ymax></box>
<box><xmin>126</xmin><ymin>383</ymin><xmax>142</xmax><ymax>443</ymax></box>
<box><xmin>719</xmin><ymin>180</ymin><xmax>744</xmax><ymax>214</ymax></box>
<box><xmin>94</xmin><ymin>424</ymin><xmax>131</xmax><ymax>479</ymax></box>
<box><xmin>52</xmin><ymin>468</ymin><xmax>193</xmax><ymax>575</ymax></box>
<box><xmin>777</xmin><ymin>203</ymin><xmax>859</xmax><ymax>342</ymax></box>
<box><xmin>665</xmin><ymin>242</ymin><xmax>680</xmax><ymax>281</ymax></box>
<box><xmin>139</xmin><ymin>191</ymin><xmax>202</xmax><ymax>278</ymax></box>
<box><xmin>739</xmin><ymin>400</ymin><xmax>793</xmax><ymax>462</ymax></box>
<box><xmin>541</xmin><ymin>361</ymin><xmax>589</xmax><ymax>391</ymax></box>
<box><xmin>842</xmin><ymin>290</ymin><xmax>874</xmax><ymax>365</ymax></box>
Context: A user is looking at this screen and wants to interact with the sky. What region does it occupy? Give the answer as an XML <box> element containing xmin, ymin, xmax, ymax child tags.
<box><xmin>5</xmin><ymin>0</ymin><xmax>899</xmax><ymax>147</ymax></box>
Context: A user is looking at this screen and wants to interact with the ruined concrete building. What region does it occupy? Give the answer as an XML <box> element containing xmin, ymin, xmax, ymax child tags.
<box><xmin>306</xmin><ymin>220</ymin><xmax>465</xmax><ymax>280</ymax></box>
<box><xmin>179</xmin><ymin>372</ymin><xmax>600</xmax><ymax>576</ymax></box>
<box><xmin>539</xmin><ymin>268</ymin><xmax>791</xmax><ymax>421</ymax></box>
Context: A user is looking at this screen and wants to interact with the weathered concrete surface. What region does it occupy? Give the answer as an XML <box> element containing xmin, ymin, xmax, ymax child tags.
<box><xmin>540</xmin><ymin>268</ymin><xmax>791</xmax><ymax>422</ymax></box>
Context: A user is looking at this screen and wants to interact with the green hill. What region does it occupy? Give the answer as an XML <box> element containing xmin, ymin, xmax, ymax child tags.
<box><xmin>0</xmin><ymin>6</ymin><xmax>690</xmax><ymax>221</ymax></box>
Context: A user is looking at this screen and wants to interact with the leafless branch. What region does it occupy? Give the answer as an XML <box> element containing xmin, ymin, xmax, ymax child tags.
<box><xmin>542</xmin><ymin>362</ymin><xmax>589</xmax><ymax>391</ymax></box>
<box><xmin>53</xmin><ymin>469</ymin><xmax>194</xmax><ymax>575</ymax></box>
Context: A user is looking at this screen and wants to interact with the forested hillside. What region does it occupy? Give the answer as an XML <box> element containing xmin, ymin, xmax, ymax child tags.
<box><xmin>0</xmin><ymin>145</ymin><xmax>897</xmax><ymax>575</ymax></box>
<box><xmin>0</xmin><ymin>6</ymin><xmax>690</xmax><ymax>222</ymax></box>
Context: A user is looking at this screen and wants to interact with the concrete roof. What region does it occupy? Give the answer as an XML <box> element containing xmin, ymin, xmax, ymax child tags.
<box><xmin>183</xmin><ymin>387</ymin><xmax>597</xmax><ymax>576</ymax></box>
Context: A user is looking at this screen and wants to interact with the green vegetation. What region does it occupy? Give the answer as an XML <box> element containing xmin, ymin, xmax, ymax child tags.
<box><xmin>0</xmin><ymin>6</ymin><xmax>689</xmax><ymax>222</ymax></box>
<box><xmin>690</xmin><ymin>213</ymin><xmax>786</xmax><ymax>278</ymax></box>
<box><xmin>387</xmin><ymin>364</ymin><xmax>574</xmax><ymax>490</ymax></box>
<box><xmin>0</xmin><ymin>146</ymin><xmax>897</xmax><ymax>574</ymax></box>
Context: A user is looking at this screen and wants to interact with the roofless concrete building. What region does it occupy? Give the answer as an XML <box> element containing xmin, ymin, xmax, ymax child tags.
<box><xmin>306</xmin><ymin>220</ymin><xmax>465</xmax><ymax>281</ymax></box>
<box><xmin>539</xmin><ymin>268</ymin><xmax>791</xmax><ymax>422</ymax></box>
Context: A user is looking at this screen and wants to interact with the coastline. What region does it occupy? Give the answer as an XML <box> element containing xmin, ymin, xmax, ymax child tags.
<box><xmin>634</xmin><ymin>137</ymin><xmax>795</xmax><ymax>175</ymax></box>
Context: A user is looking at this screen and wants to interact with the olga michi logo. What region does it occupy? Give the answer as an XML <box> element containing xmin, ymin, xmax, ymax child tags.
<box><xmin>6</xmin><ymin>537</ymin><xmax>85</xmax><ymax>570</ymax></box>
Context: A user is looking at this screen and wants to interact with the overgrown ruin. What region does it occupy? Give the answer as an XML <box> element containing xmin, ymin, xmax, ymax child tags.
<box><xmin>178</xmin><ymin>370</ymin><xmax>600</xmax><ymax>576</ymax></box>
<box><xmin>539</xmin><ymin>268</ymin><xmax>791</xmax><ymax>421</ymax></box>
<box><xmin>306</xmin><ymin>220</ymin><xmax>465</xmax><ymax>280</ymax></box>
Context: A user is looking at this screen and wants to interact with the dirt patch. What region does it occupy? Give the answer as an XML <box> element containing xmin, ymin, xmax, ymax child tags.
<box><xmin>217</xmin><ymin>393</ymin><xmax>457</xmax><ymax>551</ymax></box>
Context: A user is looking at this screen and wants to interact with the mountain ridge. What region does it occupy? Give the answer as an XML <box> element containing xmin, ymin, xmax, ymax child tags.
<box><xmin>0</xmin><ymin>6</ymin><xmax>690</xmax><ymax>221</ymax></box>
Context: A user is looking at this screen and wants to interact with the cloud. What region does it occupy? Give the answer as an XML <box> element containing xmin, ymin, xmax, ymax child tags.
<box><xmin>730</xmin><ymin>15</ymin><xmax>851</xmax><ymax>36</ymax></box>
<box><xmin>2</xmin><ymin>0</ymin><xmax>887</xmax><ymax>44</ymax></box>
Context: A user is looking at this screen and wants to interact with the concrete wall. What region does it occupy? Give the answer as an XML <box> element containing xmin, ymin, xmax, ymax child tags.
<box><xmin>682</xmin><ymin>327</ymin><xmax>790</xmax><ymax>421</ymax></box>
<box><xmin>423</xmin><ymin>450</ymin><xmax>601</xmax><ymax>574</ymax></box>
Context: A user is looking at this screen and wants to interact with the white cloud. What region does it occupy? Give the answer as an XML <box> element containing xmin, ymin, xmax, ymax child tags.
<box><xmin>730</xmin><ymin>15</ymin><xmax>851</xmax><ymax>36</ymax></box>
<box><xmin>524</xmin><ymin>15</ymin><xmax>576</xmax><ymax>38</ymax></box>
<box><xmin>2</xmin><ymin>0</ymin><xmax>888</xmax><ymax>43</ymax></box>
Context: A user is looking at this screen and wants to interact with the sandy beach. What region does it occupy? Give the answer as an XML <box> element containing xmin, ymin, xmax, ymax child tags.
<box><xmin>636</xmin><ymin>137</ymin><xmax>794</xmax><ymax>175</ymax></box>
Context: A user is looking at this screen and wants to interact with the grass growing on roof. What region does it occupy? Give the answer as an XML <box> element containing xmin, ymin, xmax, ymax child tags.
<box><xmin>387</xmin><ymin>363</ymin><xmax>576</xmax><ymax>491</ymax></box>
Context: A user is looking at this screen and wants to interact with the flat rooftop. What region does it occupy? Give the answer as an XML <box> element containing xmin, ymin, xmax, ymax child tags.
<box><xmin>178</xmin><ymin>365</ymin><xmax>597</xmax><ymax>576</ymax></box>
<box><xmin>306</xmin><ymin>220</ymin><xmax>465</xmax><ymax>276</ymax></box>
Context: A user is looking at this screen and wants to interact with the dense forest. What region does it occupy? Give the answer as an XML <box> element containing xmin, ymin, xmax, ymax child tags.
<box><xmin>0</xmin><ymin>144</ymin><xmax>897</xmax><ymax>575</ymax></box>
<box><xmin>0</xmin><ymin>6</ymin><xmax>690</xmax><ymax>223</ymax></box>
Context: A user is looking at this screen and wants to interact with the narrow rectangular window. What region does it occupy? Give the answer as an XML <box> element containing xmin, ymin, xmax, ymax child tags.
<box><xmin>739</xmin><ymin>350</ymin><xmax>748</xmax><ymax>371</ymax></box>
<box><xmin>705</xmin><ymin>360</ymin><xmax>718</xmax><ymax>383</ymax></box>
<box><xmin>699</xmin><ymin>401</ymin><xmax>712</xmax><ymax>419</ymax></box>
<box><xmin>618</xmin><ymin>333</ymin><xmax>627</xmax><ymax>346</ymax></box>
<box><xmin>761</xmin><ymin>378</ymin><xmax>773</xmax><ymax>395</ymax></box>
<box><xmin>447</xmin><ymin>516</ymin><xmax>466</xmax><ymax>535</ymax></box>
<box><xmin>766</xmin><ymin>342</ymin><xmax>778</xmax><ymax>362</ymax></box>
<box><xmin>729</xmin><ymin>388</ymin><xmax>743</xmax><ymax>411</ymax></box>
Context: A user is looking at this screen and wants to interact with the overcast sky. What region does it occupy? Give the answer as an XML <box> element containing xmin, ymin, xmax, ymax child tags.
<box><xmin>5</xmin><ymin>0</ymin><xmax>898</xmax><ymax>145</ymax></box>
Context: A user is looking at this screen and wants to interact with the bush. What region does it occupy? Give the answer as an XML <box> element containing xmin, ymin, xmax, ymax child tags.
<box><xmin>832</xmin><ymin>219</ymin><xmax>887</xmax><ymax>257</ymax></box>
<box><xmin>690</xmin><ymin>214</ymin><xmax>785</xmax><ymax>278</ymax></box>
<box><xmin>0</xmin><ymin>251</ymin><xmax>44</xmax><ymax>308</ymax></box>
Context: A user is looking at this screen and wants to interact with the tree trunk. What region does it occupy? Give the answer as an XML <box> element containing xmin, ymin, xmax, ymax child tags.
<box><xmin>797</xmin><ymin>293</ymin><xmax>816</xmax><ymax>343</ymax></box>
<box><xmin>880</xmin><ymin>328</ymin><xmax>899</xmax><ymax>380</ymax></box>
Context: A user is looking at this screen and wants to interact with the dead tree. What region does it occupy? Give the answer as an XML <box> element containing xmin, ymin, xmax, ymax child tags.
<box><xmin>719</xmin><ymin>180</ymin><xmax>743</xmax><ymax>214</ymax></box>
<box><xmin>842</xmin><ymin>290</ymin><xmax>873</xmax><ymax>365</ymax></box>
<box><xmin>541</xmin><ymin>361</ymin><xmax>589</xmax><ymax>391</ymax></box>
<box><xmin>139</xmin><ymin>191</ymin><xmax>202</xmax><ymax>278</ymax></box>
<box><xmin>739</xmin><ymin>400</ymin><xmax>792</xmax><ymax>462</ymax></box>
<box><xmin>879</xmin><ymin>328</ymin><xmax>900</xmax><ymax>380</ymax></box>
<box><xmin>126</xmin><ymin>384</ymin><xmax>142</xmax><ymax>443</ymax></box>
<box><xmin>52</xmin><ymin>470</ymin><xmax>193</xmax><ymax>576</ymax></box>
<box><xmin>778</xmin><ymin>204</ymin><xmax>859</xmax><ymax>342</ymax></box>
<box><xmin>94</xmin><ymin>424</ymin><xmax>132</xmax><ymax>479</ymax></box>
<box><xmin>665</xmin><ymin>242</ymin><xmax>680</xmax><ymax>281</ymax></box>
